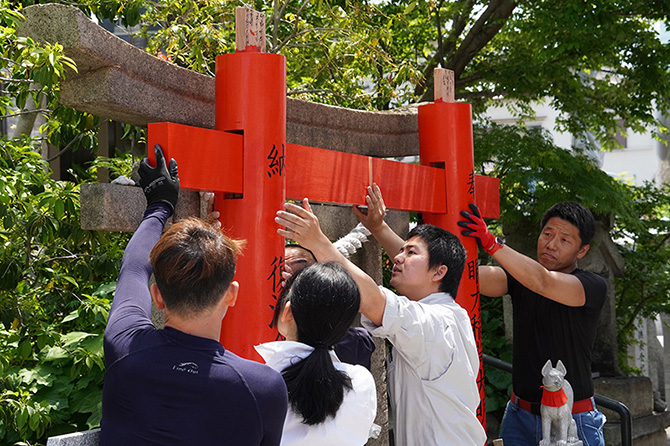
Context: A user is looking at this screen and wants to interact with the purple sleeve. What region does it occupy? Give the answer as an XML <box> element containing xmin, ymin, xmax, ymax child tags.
<box><xmin>104</xmin><ymin>203</ymin><xmax>171</xmax><ymax>365</ymax></box>
<box><xmin>259</xmin><ymin>371</ymin><xmax>289</xmax><ymax>446</ymax></box>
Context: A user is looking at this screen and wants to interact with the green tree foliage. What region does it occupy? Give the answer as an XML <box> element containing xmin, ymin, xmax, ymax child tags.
<box><xmin>131</xmin><ymin>0</ymin><xmax>670</xmax><ymax>148</ymax></box>
<box><xmin>473</xmin><ymin>122</ymin><xmax>635</xmax><ymax>226</ymax></box>
<box><xmin>0</xmin><ymin>139</ymin><xmax>130</xmax><ymax>444</ymax></box>
<box><xmin>1</xmin><ymin>5</ymin><xmax>131</xmax><ymax>442</ymax></box>
<box><xmin>613</xmin><ymin>182</ymin><xmax>670</xmax><ymax>369</ymax></box>
<box><xmin>3</xmin><ymin>0</ymin><xmax>670</xmax><ymax>439</ymax></box>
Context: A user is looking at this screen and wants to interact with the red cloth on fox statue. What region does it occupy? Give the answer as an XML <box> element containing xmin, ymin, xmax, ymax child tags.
<box><xmin>541</xmin><ymin>386</ymin><xmax>568</xmax><ymax>407</ymax></box>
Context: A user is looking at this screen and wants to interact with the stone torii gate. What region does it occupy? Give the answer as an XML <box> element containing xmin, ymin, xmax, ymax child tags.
<box><xmin>19</xmin><ymin>3</ymin><xmax>499</xmax><ymax>438</ymax></box>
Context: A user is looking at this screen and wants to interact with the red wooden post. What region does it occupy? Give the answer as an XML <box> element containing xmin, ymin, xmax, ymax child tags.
<box><xmin>212</xmin><ymin>10</ymin><xmax>286</xmax><ymax>360</ymax></box>
<box><xmin>418</xmin><ymin>68</ymin><xmax>487</xmax><ymax>429</ymax></box>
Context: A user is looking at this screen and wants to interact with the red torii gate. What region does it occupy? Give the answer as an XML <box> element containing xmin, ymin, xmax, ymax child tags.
<box><xmin>147</xmin><ymin>7</ymin><xmax>499</xmax><ymax>427</ymax></box>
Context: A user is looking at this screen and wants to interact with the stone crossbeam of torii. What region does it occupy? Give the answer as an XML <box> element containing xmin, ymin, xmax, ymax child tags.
<box><xmin>19</xmin><ymin>3</ymin><xmax>500</xmax><ymax>436</ymax></box>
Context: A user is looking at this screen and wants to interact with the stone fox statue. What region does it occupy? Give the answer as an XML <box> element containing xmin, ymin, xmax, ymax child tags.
<box><xmin>539</xmin><ymin>360</ymin><xmax>582</xmax><ymax>446</ymax></box>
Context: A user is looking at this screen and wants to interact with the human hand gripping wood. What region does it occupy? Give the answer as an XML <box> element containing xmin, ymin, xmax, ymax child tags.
<box><xmin>352</xmin><ymin>183</ymin><xmax>387</xmax><ymax>233</ymax></box>
<box><xmin>275</xmin><ymin>199</ymin><xmax>332</xmax><ymax>255</ymax></box>
<box><xmin>352</xmin><ymin>183</ymin><xmax>404</xmax><ymax>257</ymax></box>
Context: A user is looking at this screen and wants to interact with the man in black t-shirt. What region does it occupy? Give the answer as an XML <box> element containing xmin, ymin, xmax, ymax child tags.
<box><xmin>460</xmin><ymin>201</ymin><xmax>607</xmax><ymax>446</ymax></box>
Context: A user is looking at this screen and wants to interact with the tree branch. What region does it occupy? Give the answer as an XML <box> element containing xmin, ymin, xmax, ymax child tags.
<box><xmin>0</xmin><ymin>108</ymin><xmax>52</xmax><ymax>120</ymax></box>
<box><xmin>0</xmin><ymin>77</ymin><xmax>34</xmax><ymax>84</ymax></box>
<box><xmin>418</xmin><ymin>0</ymin><xmax>518</xmax><ymax>102</ymax></box>
<box><xmin>442</xmin><ymin>0</ymin><xmax>477</xmax><ymax>59</ymax></box>
<box><xmin>450</xmin><ymin>0</ymin><xmax>518</xmax><ymax>76</ymax></box>
<box><xmin>46</xmin><ymin>122</ymin><xmax>102</xmax><ymax>162</ymax></box>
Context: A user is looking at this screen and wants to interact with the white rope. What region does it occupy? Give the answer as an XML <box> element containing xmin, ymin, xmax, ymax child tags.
<box><xmin>333</xmin><ymin>222</ymin><xmax>372</xmax><ymax>258</ymax></box>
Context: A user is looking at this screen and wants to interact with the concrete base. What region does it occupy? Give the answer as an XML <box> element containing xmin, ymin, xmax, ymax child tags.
<box><xmin>595</xmin><ymin>377</ymin><xmax>670</xmax><ymax>446</ymax></box>
<box><xmin>46</xmin><ymin>428</ymin><xmax>100</xmax><ymax>446</ymax></box>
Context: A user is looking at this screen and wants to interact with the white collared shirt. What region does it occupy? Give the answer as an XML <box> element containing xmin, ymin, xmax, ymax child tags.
<box><xmin>254</xmin><ymin>341</ymin><xmax>377</xmax><ymax>446</ymax></box>
<box><xmin>361</xmin><ymin>288</ymin><xmax>486</xmax><ymax>446</ymax></box>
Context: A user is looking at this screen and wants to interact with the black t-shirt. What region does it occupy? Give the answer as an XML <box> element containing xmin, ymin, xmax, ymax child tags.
<box><xmin>506</xmin><ymin>268</ymin><xmax>607</xmax><ymax>402</ymax></box>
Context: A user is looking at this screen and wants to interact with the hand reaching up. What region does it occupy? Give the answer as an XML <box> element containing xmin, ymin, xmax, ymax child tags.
<box><xmin>275</xmin><ymin>199</ymin><xmax>331</xmax><ymax>254</ymax></box>
<box><xmin>352</xmin><ymin>183</ymin><xmax>387</xmax><ymax>233</ymax></box>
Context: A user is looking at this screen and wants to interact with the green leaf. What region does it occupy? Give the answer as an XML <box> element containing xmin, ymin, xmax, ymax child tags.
<box><xmin>61</xmin><ymin>310</ymin><xmax>79</xmax><ymax>323</ymax></box>
<box><xmin>29</xmin><ymin>408</ymin><xmax>41</xmax><ymax>431</ymax></box>
<box><xmin>42</xmin><ymin>346</ymin><xmax>70</xmax><ymax>361</ymax></box>
<box><xmin>54</xmin><ymin>198</ymin><xmax>65</xmax><ymax>219</ymax></box>
<box><xmin>18</xmin><ymin>340</ymin><xmax>31</xmax><ymax>359</ymax></box>
<box><xmin>71</xmin><ymin>388</ymin><xmax>102</xmax><ymax>414</ymax></box>
<box><xmin>16</xmin><ymin>406</ymin><xmax>28</xmax><ymax>430</ymax></box>
<box><xmin>61</xmin><ymin>331</ymin><xmax>94</xmax><ymax>348</ymax></box>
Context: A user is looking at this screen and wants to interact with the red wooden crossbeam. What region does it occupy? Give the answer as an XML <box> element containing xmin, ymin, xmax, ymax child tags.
<box><xmin>148</xmin><ymin>122</ymin><xmax>500</xmax><ymax>218</ymax></box>
<box><xmin>148</xmin><ymin>122</ymin><xmax>243</xmax><ymax>193</ymax></box>
<box><xmin>285</xmin><ymin>143</ymin><xmax>447</xmax><ymax>213</ymax></box>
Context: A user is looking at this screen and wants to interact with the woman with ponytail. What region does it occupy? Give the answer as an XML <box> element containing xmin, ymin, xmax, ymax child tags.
<box><xmin>255</xmin><ymin>262</ymin><xmax>377</xmax><ymax>446</ymax></box>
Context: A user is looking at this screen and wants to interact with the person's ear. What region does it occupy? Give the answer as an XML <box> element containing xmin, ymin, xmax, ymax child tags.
<box><xmin>431</xmin><ymin>265</ymin><xmax>448</xmax><ymax>283</ymax></box>
<box><xmin>280</xmin><ymin>301</ymin><xmax>294</xmax><ymax>324</ymax></box>
<box><xmin>150</xmin><ymin>283</ymin><xmax>166</xmax><ymax>310</ymax></box>
<box><xmin>223</xmin><ymin>281</ymin><xmax>239</xmax><ymax>308</ymax></box>
<box><xmin>576</xmin><ymin>243</ymin><xmax>590</xmax><ymax>260</ymax></box>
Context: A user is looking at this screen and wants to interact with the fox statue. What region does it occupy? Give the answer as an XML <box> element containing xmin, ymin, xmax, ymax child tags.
<box><xmin>539</xmin><ymin>360</ymin><xmax>583</xmax><ymax>446</ymax></box>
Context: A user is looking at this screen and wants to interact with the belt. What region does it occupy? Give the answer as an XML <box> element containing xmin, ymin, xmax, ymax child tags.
<box><xmin>510</xmin><ymin>391</ymin><xmax>595</xmax><ymax>415</ymax></box>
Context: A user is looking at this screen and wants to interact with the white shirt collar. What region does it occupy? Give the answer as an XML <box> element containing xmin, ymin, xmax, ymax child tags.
<box><xmin>254</xmin><ymin>341</ymin><xmax>341</xmax><ymax>371</ymax></box>
<box><xmin>419</xmin><ymin>291</ymin><xmax>455</xmax><ymax>305</ymax></box>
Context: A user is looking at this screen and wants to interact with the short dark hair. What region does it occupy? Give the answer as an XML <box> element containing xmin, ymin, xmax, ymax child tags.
<box><xmin>149</xmin><ymin>218</ymin><xmax>244</xmax><ymax>317</ymax></box>
<box><xmin>540</xmin><ymin>202</ymin><xmax>596</xmax><ymax>246</ymax></box>
<box><xmin>284</xmin><ymin>243</ymin><xmax>317</xmax><ymax>263</ymax></box>
<box><xmin>407</xmin><ymin>224</ymin><xmax>466</xmax><ymax>297</ymax></box>
<box><xmin>278</xmin><ymin>263</ymin><xmax>360</xmax><ymax>425</ymax></box>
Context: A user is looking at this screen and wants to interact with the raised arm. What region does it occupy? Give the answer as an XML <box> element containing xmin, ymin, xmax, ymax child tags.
<box><xmin>106</xmin><ymin>145</ymin><xmax>180</xmax><ymax>341</ymax></box>
<box><xmin>276</xmin><ymin>199</ymin><xmax>387</xmax><ymax>326</ymax></box>
<box><xmin>459</xmin><ymin>204</ymin><xmax>586</xmax><ymax>307</ymax></box>
<box><xmin>352</xmin><ymin>183</ymin><xmax>404</xmax><ymax>257</ymax></box>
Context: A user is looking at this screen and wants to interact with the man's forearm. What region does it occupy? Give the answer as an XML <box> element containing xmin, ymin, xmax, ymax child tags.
<box><xmin>110</xmin><ymin>204</ymin><xmax>171</xmax><ymax>321</ymax></box>
<box><xmin>490</xmin><ymin>245</ymin><xmax>586</xmax><ymax>306</ymax></box>
<box><xmin>368</xmin><ymin>222</ymin><xmax>404</xmax><ymax>258</ymax></box>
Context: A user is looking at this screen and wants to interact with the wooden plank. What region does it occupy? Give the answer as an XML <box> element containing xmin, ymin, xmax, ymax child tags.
<box><xmin>147</xmin><ymin>122</ymin><xmax>244</xmax><ymax>193</ymax></box>
<box><xmin>286</xmin><ymin>143</ymin><xmax>447</xmax><ymax>213</ymax></box>
<box><xmin>434</xmin><ymin>67</ymin><xmax>455</xmax><ymax>103</ymax></box>
<box><xmin>146</xmin><ymin>124</ymin><xmax>499</xmax><ymax>218</ymax></box>
<box><xmin>475</xmin><ymin>174</ymin><xmax>500</xmax><ymax>219</ymax></box>
<box><xmin>287</xmin><ymin>143</ymin><xmax>500</xmax><ymax>218</ymax></box>
<box><xmin>235</xmin><ymin>7</ymin><xmax>266</xmax><ymax>53</ymax></box>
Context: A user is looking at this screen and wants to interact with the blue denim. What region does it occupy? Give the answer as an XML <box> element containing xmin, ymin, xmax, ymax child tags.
<box><xmin>499</xmin><ymin>399</ymin><xmax>606</xmax><ymax>446</ymax></box>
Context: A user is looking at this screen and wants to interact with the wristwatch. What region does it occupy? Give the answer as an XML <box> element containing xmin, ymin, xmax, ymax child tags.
<box><xmin>486</xmin><ymin>237</ymin><xmax>505</xmax><ymax>255</ymax></box>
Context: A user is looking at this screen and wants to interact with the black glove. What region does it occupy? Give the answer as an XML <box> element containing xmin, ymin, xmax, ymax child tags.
<box><xmin>139</xmin><ymin>145</ymin><xmax>179</xmax><ymax>214</ymax></box>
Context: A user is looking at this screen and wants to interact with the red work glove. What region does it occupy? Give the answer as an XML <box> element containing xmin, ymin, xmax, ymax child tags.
<box><xmin>458</xmin><ymin>203</ymin><xmax>503</xmax><ymax>255</ymax></box>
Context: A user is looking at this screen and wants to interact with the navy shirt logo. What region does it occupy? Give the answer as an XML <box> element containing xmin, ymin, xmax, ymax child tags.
<box><xmin>173</xmin><ymin>362</ymin><xmax>199</xmax><ymax>374</ymax></box>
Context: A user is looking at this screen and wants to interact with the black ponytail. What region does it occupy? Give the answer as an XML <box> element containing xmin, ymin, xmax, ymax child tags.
<box><xmin>280</xmin><ymin>262</ymin><xmax>360</xmax><ymax>425</ymax></box>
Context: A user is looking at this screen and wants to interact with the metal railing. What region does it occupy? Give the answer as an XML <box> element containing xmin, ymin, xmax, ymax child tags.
<box><xmin>482</xmin><ymin>354</ymin><xmax>632</xmax><ymax>446</ymax></box>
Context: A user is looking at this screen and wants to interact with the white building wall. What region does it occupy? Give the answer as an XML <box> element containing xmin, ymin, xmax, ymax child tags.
<box><xmin>484</xmin><ymin>100</ymin><xmax>661</xmax><ymax>186</ymax></box>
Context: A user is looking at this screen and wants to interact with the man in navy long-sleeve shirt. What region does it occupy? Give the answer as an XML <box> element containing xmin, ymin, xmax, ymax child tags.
<box><xmin>101</xmin><ymin>145</ymin><xmax>288</xmax><ymax>445</ymax></box>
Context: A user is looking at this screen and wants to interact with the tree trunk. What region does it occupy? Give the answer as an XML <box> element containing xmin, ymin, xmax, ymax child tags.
<box><xmin>9</xmin><ymin>84</ymin><xmax>46</xmax><ymax>139</ymax></box>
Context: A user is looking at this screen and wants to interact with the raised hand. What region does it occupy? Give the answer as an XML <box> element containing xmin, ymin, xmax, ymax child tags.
<box><xmin>352</xmin><ymin>183</ymin><xmax>387</xmax><ymax>233</ymax></box>
<box><xmin>458</xmin><ymin>203</ymin><xmax>503</xmax><ymax>255</ymax></box>
<box><xmin>138</xmin><ymin>145</ymin><xmax>179</xmax><ymax>214</ymax></box>
<box><xmin>275</xmin><ymin>199</ymin><xmax>330</xmax><ymax>253</ymax></box>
